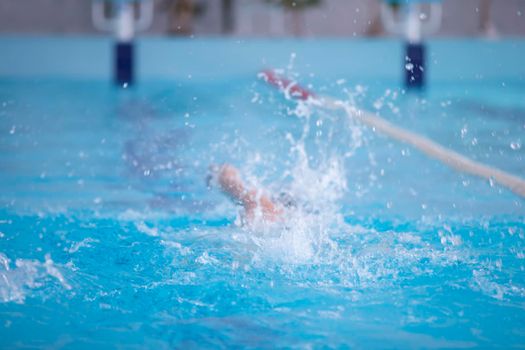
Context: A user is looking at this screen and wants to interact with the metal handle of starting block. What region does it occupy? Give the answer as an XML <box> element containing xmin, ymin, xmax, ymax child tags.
<box><xmin>91</xmin><ymin>0</ymin><xmax>153</xmax><ymax>87</ymax></box>
<box><xmin>380</xmin><ymin>1</ymin><xmax>443</xmax><ymax>89</ymax></box>
<box><xmin>380</xmin><ymin>1</ymin><xmax>442</xmax><ymax>42</ymax></box>
<box><xmin>92</xmin><ymin>0</ymin><xmax>153</xmax><ymax>41</ymax></box>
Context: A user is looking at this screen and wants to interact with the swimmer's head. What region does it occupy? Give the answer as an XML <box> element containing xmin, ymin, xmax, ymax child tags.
<box><xmin>206</xmin><ymin>164</ymin><xmax>221</xmax><ymax>189</ymax></box>
<box><xmin>277</xmin><ymin>191</ymin><xmax>297</xmax><ymax>209</ymax></box>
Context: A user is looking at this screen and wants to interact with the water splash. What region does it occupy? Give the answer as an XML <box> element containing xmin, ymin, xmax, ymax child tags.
<box><xmin>214</xmin><ymin>76</ymin><xmax>368</xmax><ymax>265</ymax></box>
<box><xmin>0</xmin><ymin>253</ymin><xmax>71</xmax><ymax>303</ymax></box>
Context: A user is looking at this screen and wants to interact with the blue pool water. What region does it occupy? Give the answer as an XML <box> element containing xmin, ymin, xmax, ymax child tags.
<box><xmin>0</xmin><ymin>38</ymin><xmax>524</xmax><ymax>348</ymax></box>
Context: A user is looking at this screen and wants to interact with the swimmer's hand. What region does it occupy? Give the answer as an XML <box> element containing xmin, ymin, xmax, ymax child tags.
<box><xmin>215</xmin><ymin>164</ymin><xmax>246</xmax><ymax>203</ymax></box>
<box><xmin>209</xmin><ymin>163</ymin><xmax>283</xmax><ymax>223</ymax></box>
<box><xmin>206</xmin><ymin>164</ymin><xmax>246</xmax><ymax>205</ymax></box>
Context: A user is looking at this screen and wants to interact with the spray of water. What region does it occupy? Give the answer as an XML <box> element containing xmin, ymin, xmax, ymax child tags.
<box><xmin>198</xmin><ymin>69</ymin><xmax>523</xmax><ymax>304</ymax></box>
<box><xmin>219</xmin><ymin>74</ymin><xmax>367</xmax><ymax>266</ymax></box>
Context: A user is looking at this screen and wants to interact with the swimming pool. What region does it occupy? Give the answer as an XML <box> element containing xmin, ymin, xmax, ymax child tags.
<box><xmin>0</xmin><ymin>37</ymin><xmax>524</xmax><ymax>348</ymax></box>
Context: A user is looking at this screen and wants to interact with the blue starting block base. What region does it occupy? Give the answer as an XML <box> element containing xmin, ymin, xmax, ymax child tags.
<box><xmin>115</xmin><ymin>42</ymin><xmax>134</xmax><ymax>87</ymax></box>
<box><xmin>405</xmin><ymin>42</ymin><xmax>425</xmax><ymax>89</ymax></box>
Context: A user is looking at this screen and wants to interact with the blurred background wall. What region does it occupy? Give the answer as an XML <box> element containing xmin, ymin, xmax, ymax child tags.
<box><xmin>0</xmin><ymin>0</ymin><xmax>524</xmax><ymax>37</ymax></box>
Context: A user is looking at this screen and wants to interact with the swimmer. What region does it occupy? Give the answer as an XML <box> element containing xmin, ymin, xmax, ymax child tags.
<box><xmin>208</xmin><ymin>164</ymin><xmax>294</xmax><ymax>224</ymax></box>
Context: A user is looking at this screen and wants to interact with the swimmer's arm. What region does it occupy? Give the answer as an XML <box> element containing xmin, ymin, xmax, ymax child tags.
<box><xmin>217</xmin><ymin>164</ymin><xmax>282</xmax><ymax>221</ymax></box>
<box><xmin>242</xmin><ymin>189</ymin><xmax>282</xmax><ymax>221</ymax></box>
<box><xmin>217</xmin><ymin>164</ymin><xmax>249</xmax><ymax>204</ymax></box>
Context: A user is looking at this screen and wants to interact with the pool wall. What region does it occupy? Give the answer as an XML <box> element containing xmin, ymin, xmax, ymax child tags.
<box><xmin>1</xmin><ymin>36</ymin><xmax>525</xmax><ymax>83</ymax></box>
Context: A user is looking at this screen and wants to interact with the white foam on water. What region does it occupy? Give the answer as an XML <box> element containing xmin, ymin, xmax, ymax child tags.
<box><xmin>0</xmin><ymin>253</ymin><xmax>71</xmax><ymax>304</ymax></box>
<box><xmin>67</xmin><ymin>238</ymin><xmax>100</xmax><ymax>254</ymax></box>
<box><xmin>136</xmin><ymin>221</ymin><xmax>161</xmax><ymax>237</ymax></box>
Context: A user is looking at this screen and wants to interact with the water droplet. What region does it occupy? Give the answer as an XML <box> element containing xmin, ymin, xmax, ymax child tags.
<box><xmin>460</xmin><ymin>126</ymin><xmax>468</xmax><ymax>138</ymax></box>
<box><xmin>405</xmin><ymin>63</ymin><xmax>414</xmax><ymax>71</ymax></box>
<box><xmin>373</xmin><ymin>99</ymin><xmax>383</xmax><ymax>110</ymax></box>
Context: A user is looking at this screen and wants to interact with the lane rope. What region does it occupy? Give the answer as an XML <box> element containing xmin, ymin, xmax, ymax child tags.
<box><xmin>259</xmin><ymin>69</ymin><xmax>525</xmax><ymax>199</ymax></box>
